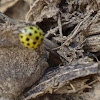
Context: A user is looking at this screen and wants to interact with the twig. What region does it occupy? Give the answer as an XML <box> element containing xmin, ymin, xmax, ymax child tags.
<box><xmin>70</xmin><ymin>83</ymin><xmax>76</xmax><ymax>92</ymax></box>
<box><xmin>45</xmin><ymin>26</ymin><xmax>59</xmax><ymax>38</ymax></box>
<box><xmin>53</xmin><ymin>11</ymin><xmax>93</xmax><ymax>50</ymax></box>
<box><xmin>94</xmin><ymin>0</ymin><xmax>100</xmax><ymax>10</ymax></box>
<box><xmin>85</xmin><ymin>10</ymin><xmax>100</xmax><ymax>30</ymax></box>
<box><xmin>25</xmin><ymin>0</ymin><xmax>40</xmax><ymax>22</ymax></box>
<box><xmin>62</xmin><ymin>13</ymin><xmax>91</xmax><ymax>46</ymax></box>
<box><xmin>76</xmin><ymin>79</ymin><xmax>98</xmax><ymax>93</ymax></box>
<box><xmin>58</xmin><ymin>14</ymin><xmax>63</xmax><ymax>38</ymax></box>
<box><xmin>0</xmin><ymin>11</ymin><xmax>17</xmax><ymax>24</ymax></box>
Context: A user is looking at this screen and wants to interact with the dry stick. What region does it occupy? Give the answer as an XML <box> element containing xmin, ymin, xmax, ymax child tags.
<box><xmin>53</xmin><ymin>11</ymin><xmax>93</xmax><ymax>50</ymax></box>
<box><xmin>76</xmin><ymin>79</ymin><xmax>98</xmax><ymax>93</ymax></box>
<box><xmin>70</xmin><ymin>83</ymin><xmax>76</xmax><ymax>92</ymax></box>
<box><xmin>84</xmin><ymin>11</ymin><xmax>100</xmax><ymax>30</ymax></box>
<box><xmin>45</xmin><ymin>26</ymin><xmax>59</xmax><ymax>38</ymax></box>
<box><xmin>76</xmin><ymin>11</ymin><xmax>100</xmax><ymax>49</ymax></box>
<box><xmin>68</xmin><ymin>79</ymin><xmax>98</xmax><ymax>94</ymax></box>
<box><xmin>62</xmin><ymin>13</ymin><xmax>91</xmax><ymax>46</ymax></box>
<box><xmin>44</xmin><ymin>38</ymin><xmax>59</xmax><ymax>52</ymax></box>
<box><xmin>58</xmin><ymin>14</ymin><xmax>63</xmax><ymax>38</ymax></box>
<box><xmin>25</xmin><ymin>0</ymin><xmax>40</xmax><ymax>22</ymax></box>
<box><xmin>0</xmin><ymin>11</ymin><xmax>17</xmax><ymax>24</ymax></box>
<box><xmin>25</xmin><ymin>0</ymin><xmax>50</xmax><ymax>22</ymax></box>
<box><xmin>94</xmin><ymin>0</ymin><xmax>100</xmax><ymax>10</ymax></box>
<box><xmin>45</xmin><ymin>14</ymin><xmax>81</xmax><ymax>38</ymax></box>
<box><xmin>25</xmin><ymin>0</ymin><xmax>47</xmax><ymax>22</ymax></box>
<box><xmin>44</xmin><ymin>0</ymin><xmax>49</xmax><ymax>4</ymax></box>
<box><xmin>66</xmin><ymin>10</ymin><xmax>100</xmax><ymax>44</ymax></box>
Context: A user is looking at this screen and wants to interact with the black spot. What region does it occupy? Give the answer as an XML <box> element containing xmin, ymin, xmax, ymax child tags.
<box><xmin>37</xmin><ymin>44</ymin><xmax>40</xmax><ymax>47</ymax></box>
<box><xmin>31</xmin><ymin>46</ymin><xmax>34</xmax><ymax>48</ymax></box>
<box><xmin>27</xmin><ymin>43</ymin><xmax>30</xmax><ymax>46</ymax></box>
<box><xmin>22</xmin><ymin>41</ymin><xmax>24</xmax><ymax>44</ymax></box>
<box><xmin>41</xmin><ymin>38</ymin><xmax>43</xmax><ymax>41</ymax></box>
<box><xmin>20</xmin><ymin>35</ymin><xmax>23</xmax><ymax>38</ymax></box>
<box><xmin>39</xmin><ymin>32</ymin><xmax>42</xmax><ymax>36</ymax></box>
<box><xmin>26</xmin><ymin>38</ymin><xmax>29</xmax><ymax>41</ymax></box>
<box><xmin>29</xmin><ymin>33</ymin><xmax>32</xmax><ymax>36</ymax></box>
<box><xmin>33</xmin><ymin>42</ymin><xmax>36</xmax><ymax>45</ymax></box>
<box><xmin>34</xmin><ymin>30</ymin><xmax>37</xmax><ymax>34</ymax></box>
<box><xmin>36</xmin><ymin>36</ymin><xmax>39</xmax><ymax>40</ymax></box>
<box><xmin>30</xmin><ymin>27</ymin><xmax>33</xmax><ymax>29</ymax></box>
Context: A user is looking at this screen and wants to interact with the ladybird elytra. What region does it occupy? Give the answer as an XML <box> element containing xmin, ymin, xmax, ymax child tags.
<box><xmin>19</xmin><ymin>26</ymin><xmax>44</xmax><ymax>49</ymax></box>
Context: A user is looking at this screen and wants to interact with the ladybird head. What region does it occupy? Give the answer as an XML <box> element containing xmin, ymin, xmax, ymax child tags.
<box><xmin>19</xmin><ymin>26</ymin><xmax>44</xmax><ymax>49</ymax></box>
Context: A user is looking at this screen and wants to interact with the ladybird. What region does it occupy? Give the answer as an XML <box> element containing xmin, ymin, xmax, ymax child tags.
<box><xmin>19</xmin><ymin>26</ymin><xmax>44</xmax><ymax>49</ymax></box>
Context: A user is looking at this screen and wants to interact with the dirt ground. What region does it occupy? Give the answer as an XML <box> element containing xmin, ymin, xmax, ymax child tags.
<box><xmin>0</xmin><ymin>0</ymin><xmax>100</xmax><ymax>100</ymax></box>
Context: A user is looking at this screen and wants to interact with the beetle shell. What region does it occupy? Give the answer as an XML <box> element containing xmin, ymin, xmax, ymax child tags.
<box><xmin>19</xmin><ymin>26</ymin><xmax>43</xmax><ymax>49</ymax></box>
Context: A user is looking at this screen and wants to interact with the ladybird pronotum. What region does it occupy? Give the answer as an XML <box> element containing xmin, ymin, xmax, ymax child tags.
<box><xmin>19</xmin><ymin>26</ymin><xmax>44</xmax><ymax>49</ymax></box>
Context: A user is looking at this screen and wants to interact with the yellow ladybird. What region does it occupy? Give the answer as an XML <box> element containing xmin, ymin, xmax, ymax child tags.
<box><xmin>19</xmin><ymin>26</ymin><xmax>44</xmax><ymax>49</ymax></box>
